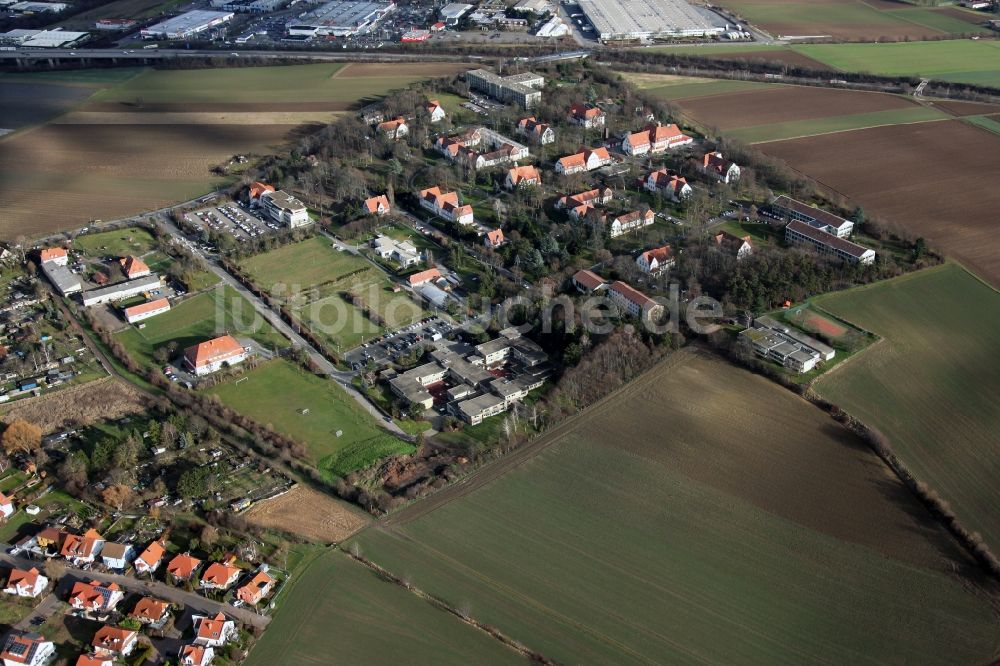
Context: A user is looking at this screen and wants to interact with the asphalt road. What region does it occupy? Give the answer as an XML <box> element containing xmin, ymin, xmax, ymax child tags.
<box><xmin>0</xmin><ymin>550</ymin><xmax>270</xmax><ymax>630</ymax></box>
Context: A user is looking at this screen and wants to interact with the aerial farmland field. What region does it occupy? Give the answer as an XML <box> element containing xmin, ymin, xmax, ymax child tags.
<box><xmin>763</xmin><ymin>119</ymin><xmax>1000</xmax><ymax>287</ymax></box>
<box><xmin>343</xmin><ymin>351</ymin><xmax>999</xmax><ymax>665</ymax></box>
<box><xmin>244</xmin><ymin>551</ymin><xmax>525</xmax><ymax>666</ymax></box>
<box><xmin>814</xmin><ymin>263</ymin><xmax>1000</xmax><ymax>552</ymax></box>
<box><xmin>0</xmin><ymin>63</ymin><xmax>464</xmax><ymax>239</ymax></box>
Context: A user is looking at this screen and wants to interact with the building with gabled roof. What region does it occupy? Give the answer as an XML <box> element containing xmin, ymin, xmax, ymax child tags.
<box><xmin>130</xmin><ymin>597</ymin><xmax>170</xmax><ymax>625</ymax></box>
<box><xmin>376</xmin><ymin>117</ymin><xmax>409</xmax><ymax>139</ymax></box>
<box><xmin>247</xmin><ymin>181</ymin><xmax>274</xmax><ymax>205</ymax></box>
<box><xmin>123</xmin><ymin>298</ymin><xmax>171</xmax><ymax>324</ymax></box>
<box><xmin>608</xmin><ymin>280</ymin><xmax>662</xmax><ymax>319</ymax></box>
<box><xmin>714</xmin><ymin>231</ymin><xmax>753</xmax><ymax>260</ymax></box>
<box><xmin>119</xmin><ymin>256</ymin><xmax>150</xmax><ymax>279</ymax></box>
<box><xmin>557</xmin><ymin>187</ymin><xmax>613</xmax><ymax>221</ymax></box>
<box><xmin>68</xmin><ymin>581</ymin><xmax>123</xmax><ymax>614</ymax></box>
<box><xmin>644</xmin><ymin>168</ymin><xmax>691</xmax><ymax>201</ymax></box>
<box><xmin>75</xmin><ymin>654</ymin><xmax>112</xmax><ymax>666</ymax></box>
<box><xmin>81</xmin><ymin>274</ymin><xmax>162</xmax><ymax>307</ymax></box>
<box><xmin>193</xmin><ymin>613</ymin><xmax>236</xmax><ymax>648</ymax></box>
<box><xmin>516</xmin><ymin>117</ymin><xmax>554</xmax><ymax>144</ymax></box>
<box><xmin>0</xmin><ymin>631</ymin><xmax>54</xmax><ymax>666</ymax></box>
<box><xmin>424</xmin><ymin>100</ymin><xmax>446</xmax><ymax>123</ymax></box>
<box><xmin>418</xmin><ymin>186</ymin><xmax>474</xmax><ymax>225</ymax></box>
<box><xmin>91</xmin><ymin>626</ymin><xmax>136</xmax><ymax>657</ymax></box>
<box><xmin>363</xmin><ymin>194</ymin><xmax>391</xmax><ymax>216</ymax></box>
<box><xmin>572</xmin><ymin>269</ymin><xmax>606</xmax><ymax>293</ymax></box>
<box><xmin>622</xmin><ymin>123</ymin><xmax>692</xmax><ymax>156</ymax></box>
<box><xmin>99</xmin><ymin>542</ymin><xmax>134</xmax><ymax>571</ymax></box>
<box><xmin>183</xmin><ymin>335</ymin><xmax>247</xmax><ymax>377</ymax></box>
<box><xmin>555</xmin><ymin>147</ymin><xmax>612</xmax><ymax>175</ymax></box>
<box><xmin>609</xmin><ymin>210</ymin><xmax>654</xmax><ymax>237</ymax></box>
<box><xmin>702</xmin><ymin>151</ymin><xmax>740</xmax><ymax>184</ymax></box>
<box><xmin>636</xmin><ymin>245</ymin><xmax>674</xmax><ymax>274</ymax></box>
<box><xmin>771</xmin><ymin>195</ymin><xmax>853</xmax><ymax>237</ymax></box>
<box><xmin>785</xmin><ymin>220</ymin><xmax>875</xmax><ymax>265</ymax></box>
<box><xmin>0</xmin><ymin>492</ymin><xmax>13</xmax><ymax>519</ymax></box>
<box><xmin>407</xmin><ymin>267</ymin><xmax>442</xmax><ymax>287</ymax></box>
<box><xmin>179</xmin><ymin>645</ymin><xmax>213</xmax><ymax>666</ymax></box>
<box><xmin>134</xmin><ymin>540</ymin><xmax>166</xmax><ymax>575</ymax></box>
<box><xmin>3</xmin><ymin>568</ymin><xmax>47</xmax><ymax>599</ymax></box>
<box><xmin>200</xmin><ymin>562</ymin><xmax>241</xmax><ymax>590</ymax></box>
<box><xmin>236</xmin><ymin>571</ymin><xmax>274</xmax><ymax>606</ymax></box>
<box><xmin>504</xmin><ymin>165</ymin><xmax>540</xmax><ymax>190</ymax></box>
<box><xmin>484</xmin><ymin>228</ymin><xmax>505</xmax><ymax>249</ymax></box>
<box><xmin>568</xmin><ymin>103</ymin><xmax>606</xmax><ymax>128</ymax></box>
<box><xmin>61</xmin><ymin>529</ymin><xmax>104</xmax><ymax>564</ymax></box>
<box><xmin>166</xmin><ymin>553</ymin><xmax>202</xmax><ymax>582</ymax></box>
<box><xmin>38</xmin><ymin>248</ymin><xmax>68</xmax><ymax>266</ymax></box>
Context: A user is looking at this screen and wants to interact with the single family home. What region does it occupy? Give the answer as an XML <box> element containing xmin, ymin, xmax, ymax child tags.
<box><xmin>193</xmin><ymin>613</ymin><xmax>237</xmax><ymax>648</ymax></box>
<box><xmin>3</xmin><ymin>569</ymin><xmax>47</xmax><ymax>599</ymax></box>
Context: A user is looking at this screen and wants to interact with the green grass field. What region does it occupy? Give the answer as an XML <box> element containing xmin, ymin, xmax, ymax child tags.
<box><xmin>796</xmin><ymin>40</ymin><xmax>1000</xmax><ymax>89</ymax></box>
<box><xmin>729</xmin><ymin>106</ymin><xmax>949</xmax><ymax>143</ymax></box>
<box><xmin>814</xmin><ymin>263</ymin><xmax>1000</xmax><ymax>552</ymax></box>
<box><xmin>115</xmin><ymin>285</ymin><xmax>287</xmax><ymax>367</ymax></box>
<box><xmin>349</xmin><ymin>352</ymin><xmax>999</xmax><ymax>664</ymax></box>
<box><xmin>245</xmin><ymin>551</ymin><xmax>524</xmax><ymax>666</ymax></box>
<box><xmin>963</xmin><ymin>113</ymin><xmax>1000</xmax><ymax>135</ymax></box>
<box><xmin>72</xmin><ymin>227</ymin><xmax>157</xmax><ymax>257</ymax></box>
<box><xmin>206</xmin><ymin>359</ymin><xmax>413</xmax><ymax>473</ymax></box>
<box><xmin>239</xmin><ymin>237</ymin><xmax>423</xmax><ymax>349</ymax></box>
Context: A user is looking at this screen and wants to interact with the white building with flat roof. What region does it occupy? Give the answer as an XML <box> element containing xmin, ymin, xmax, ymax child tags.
<box><xmin>287</xmin><ymin>0</ymin><xmax>395</xmax><ymax>36</ymax></box>
<box><xmin>578</xmin><ymin>0</ymin><xmax>725</xmax><ymax>41</ymax></box>
<box><xmin>141</xmin><ymin>10</ymin><xmax>234</xmax><ymax>39</ymax></box>
<box><xmin>260</xmin><ymin>190</ymin><xmax>311</xmax><ymax>227</ymax></box>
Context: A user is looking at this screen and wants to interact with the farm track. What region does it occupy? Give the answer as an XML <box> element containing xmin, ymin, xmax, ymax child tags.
<box><xmin>380</xmin><ymin>349</ymin><xmax>693</xmax><ymax>528</ymax></box>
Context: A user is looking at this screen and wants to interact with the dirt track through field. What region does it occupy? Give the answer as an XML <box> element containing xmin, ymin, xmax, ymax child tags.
<box><xmin>763</xmin><ymin>119</ymin><xmax>1000</xmax><ymax>288</ymax></box>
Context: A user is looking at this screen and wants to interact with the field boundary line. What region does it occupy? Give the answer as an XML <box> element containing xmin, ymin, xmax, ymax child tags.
<box><xmin>748</xmin><ymin>115</ymin><xmax>952</xmax><ymax>145</ymax></box>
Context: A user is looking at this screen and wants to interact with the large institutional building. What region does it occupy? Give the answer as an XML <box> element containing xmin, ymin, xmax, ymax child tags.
<box><xmin>577</xmin><ymin>0</ymin><xmax>725</xmax><ymax>41</ymax></box>
<box><xmin>465</xmin><ymin>69</ymin><xmax>545</xmax><ymax>108</ymax></box>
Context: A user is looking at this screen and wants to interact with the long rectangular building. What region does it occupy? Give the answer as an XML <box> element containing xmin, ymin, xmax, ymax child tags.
<box><xmin>578</xmin><ymin>0</ymin><xmax>725</xmax><ymax>41</ymax></box>
<box><xmin>465</xmin><ymin>69</ymin><xmax>544</xmax><ymax>109</ymax></box>
<box><xmin>287</xmin><ymin>0</ymin><xmax>394</xmax><ymax>36</ymax></box>
<box><xmin>785</xmin><ymin>220</ymin><xmax>875</xmax><ymax>265</ymax></box>
<box><xmin>770</xmin><ymin>195</ymin><xmax>853</xmax><ymax>237</ymax></box>
<box><xmin>141</xmin><ymin>10</ymin><xmax>234</xmax><ymax>39</ymax></box>
<box><xmin>82</xmin><ymin>275</ymin><xmax>162</xmax><ymax>307</ymax></box>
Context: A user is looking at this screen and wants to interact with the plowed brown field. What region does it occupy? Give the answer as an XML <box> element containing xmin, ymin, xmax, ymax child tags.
<box><xmin>244</xmin><ymin>485</ymin><xmax>369</xmax><ymax>543</ymax></box>
<box><xmin>678</xmin><ymin>85</ymin><xmax>917</xmax><ymax>130</ymax></box>
<box><xmin>764</xmin><ymin>119</ymin><xmax>1000</xmax><ymax>287</ymax></box>
<box><xmin>335</xmin><ymin>62</ymin><xmax>468</xmax><ymax>78</ymax></box>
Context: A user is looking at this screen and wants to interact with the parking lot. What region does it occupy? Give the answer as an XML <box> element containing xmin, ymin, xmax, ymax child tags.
<box><xmin>185</xmin><ymin>203</ymin><xmax>277</xmax><ymax>242</ymax></box>
<box><xmin>344</xmin><ymin>315</ymin><xmax>456</xmax><ymax>369</ymax></box>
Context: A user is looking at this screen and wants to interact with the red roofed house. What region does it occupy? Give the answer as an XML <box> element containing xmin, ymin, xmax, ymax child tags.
<box><xmin>236</xmin><ymin>571</ymin><xmax>274</xmax><ymax>606</ymax></box>
<box><xmin>193</xmin><ymin>613</ymin><xmax>236</xmax><ymax>648</ymax></box>
<box><xmin>183</xmin><ymin>335</ymin><xmax>247</xmax><ymax>377</ymax></box>
<box><xmin>636</xmin><ymin>245</ymin><xmax>674</xmax><ymax>275</ymax></box>
<box><xmin>119</xmin><ymin>256</ymin><xmax>150</xmax><ymax>279</ymax></box>
<box><xmin>91</xmin><ymin>626</ymin><xmax>137</xmax><ymax>657</ymax></box>
<box><xmin>180</xmin><ymin>645</ymin><xmax>214</xmax><ymax>666</ymax></box>
<box><xmin>555</xmin><ymin>147</ymin><xmax>612</xmax><ymax>175</ymax></box>
<box><xmin>76</xmin><ymin>654</ymin><xmax>112</xmax><ymax>666</ymax></box>
<box><xmin>407</xmin><ymin>268</ymin><xmax>442</xmax><ymax>287</ymax></box>
<box><xmin>0</xmin><ymin>631</ymin><xmax>55</xmax><ymax>666</ymax></box>
<box><xmin>39</xmin><ymin>248</ymin><xmax>68</xmax><ymax>266</ymax></box>
<box><xmin>376</xmin><ymin>117</ymin><xmax>409</xmax><ymax>140</ymax></box>
<box><xmin>484</xmin><ymin>229</ymin><xmax>505</xmax><ymax>249</ymax></box>
<box><xmin>714</xmin><ymin>231</ymin><xmax>753</xmax><ymax>260</ymax></box>
<box><xmin>247</xmin><ymin>182</ymin><xmax>274</xmax><ymax>206</ymax></box>
<box><xmin>424</xmin><ymin>100</ymin><xmax>446</xmax><ymax>123</ymax></box>
<box><xmin>0</xmin><ymin>492</ymin><xmax>13</xmax><ymax>519</ymax></box>
<box><xmin>644</xmin><ymin>168</ymin><xmax>692</xmax><ymax>201</ymax></box>
<box><xmin>134</xmin><ymin>540</ymin><xmax>166</xmax><ymax>575</ymax></box>
<box><xmin>418</xmin><ymin>187</ymin><xmax>474</xmax><ymax>225</ymax></box>
<box><xmin>68</xmin><ymin>581</ymin><xmax>123</xmax><ymax>613</ymax></box>
<box><xmin>123</xmin><ymin>298</ymin><xmax>171</xmax><ymax>325</ymax></box>
<box><xmin>516</xmin><ymin>117</ymin><xmax>554</xmax><ymax>145</ymax></box>
<box><xmin>609</xmin><ymin>281</ymin><xmax>662</xmax><ymax>319</ymax></box>
<box><xmin>130</xmin><ymin>597</ymin><xmax>170</xmax><ymax>625</ymax></box>
<box><xmin>504</xmin><ymin>165</ymin><xmax>540</xmax><ymax>190</ymax></box>
<box><xmin>701</xmin><ymin>151</ymin><xmax>741</xmax><ymax>184</ymax></box>
<box><xmin>568</xmin><ymin>103</ymin><xmax>606</xmax><ymax>128</ymax></box>
<box><xmin>609</xmin><ymin>210</ymin><xmax>654</xmax><ymax>238</ymax></box>
<box><xmin>556</xmin><ymin>187</ymin><xmax>613</xmax><ymax>221</ymax></box>
<box><xmin>572</xmin><ymin>269</ymin><xmax>606</xmax><ymax>293</ymax></box>
<box><xmin>166</xmin><ymin>553</ymin><xmax>202</xmax><ymax>583</ymax></box>
<box><xmin>363</xmin><ymin>195</ymin><xmax>391</xmax><ymax>217</ymax></box>
<box><xmin>61</xmin><ymin>529</ymin><xmax>105</xmax><ymax>565</ymax></box>
<box><xmin>3</xmin><ymin>568</ymin><xmax>47</xmax><ymax>599</ymax></box>
<box><xmin>621</xmin><ymin>123</ymin><xmax>693</xmax><ymax>156</ymax></box>
<box><xmin>200</xmin><ymin>561</ymin><xmax>241</xmax><ymax>591</ymax></box>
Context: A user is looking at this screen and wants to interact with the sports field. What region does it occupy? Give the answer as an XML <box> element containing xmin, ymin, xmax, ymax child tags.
<box><xmin>115</xmin><ymin>285</ymin><xmax>287</xmax><ymax>367</ymax></box>
<box><xmin>244</xmin><ymin>551</ymin><xmax>524</xmax><ymax>666</ymax></box>
<box><xmin>0</xmin><ymin>63</ymin><xmax>463</xmax><ymax>239</ymax></box>
<box><xmin>206</xmin><ymin>359</ymin><xmax>413</xmax><ymax>473</ymax></box>
<box><xmin>711</xmin><ymin>0</ymin><xmax>989</xmax><ymax>40</ymax></box>
<box><xmin>784</xmin><ymin>304</ymin><xmax>849</xmax><ymax>342</ymax></box>
<box><xmin>71</xmin><ymin>227</ymin><xmax>158</xmax><ymax>257</ymax></box>
<box><xmin>239</xmin><ymin>237</ymin><xmax>424</xmax><ymax>349</ymax></box>
<box><xmin>815</xmin><ymin>263</ymin><xmax>1000</xmax><ymax>552</ymax></box>
<box><xmin>347</xmin><ymin>351</ymin><xmax>999</xmax><ymax>664</ymax></box>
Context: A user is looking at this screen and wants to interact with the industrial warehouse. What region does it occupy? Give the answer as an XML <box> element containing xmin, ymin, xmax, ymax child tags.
<box><xmin>577</xmin><ymin>0</ymin><xmax>726</xmax><ymax>41</ymax></box>
<box><xmin>286</xmin><ymin>0</ymin><xmax>395</xmax><ymax>37</ymax></box>
<box><xmin>140</xmin><ymin>10</ymin><xmax>234</xmax><ymax>39</ymax></box>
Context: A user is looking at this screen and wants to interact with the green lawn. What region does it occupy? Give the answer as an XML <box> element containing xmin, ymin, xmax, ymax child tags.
<box><xmin>205</xmin><ymin>359</ymin><xmax>413</xmax><ymax>474</ymax></box>
<box><xmin>729</xmin><ymin>106</ymin><xmax>950</xmax><ymax>143</ymax></box>
<box><xmin>72</xmin><ymin>227</ymin><xmax>157</xmax><ymax>258</ymax></box>
<box><xmin>89</xmin><ymin>64</ymin><xmax>449</xmax><ymax>105</ymax></box>
<box><xmin>349</xmin><ymin>352</ymin><xmax>999</xmax><ymax>665</ymax></box>
<box><xmin>814</xmin><ymin>263</ymin><xmax>1000</xmax><ymax>552</ymax></box>
<box><xmin>245</xmin><ymin>551</ymin><xmax>525</xmax><ymax>666</ymax></box>
<box><xmin>963</xmin><ymin>114</ymin><xmax>1000</xmax><ymax>135</ymax></box>
<box><xmin>239</xmin><ymin>237</ymin><xmax>424</xmax><ymax>350</ymax></box>
<box><xmin>795</xmin><ymin>40</ymin><xmax>1000</xmax><ymax>89</ymax></box>
<box><xmin>0</xmin><ymin>67</ymin><xmax>146</xmax><ymax>87</ymax></box>
<box><xmin>115</xmin><ymin>285</ymin><xmax>287</xmax><ymax>367</ymax></box>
